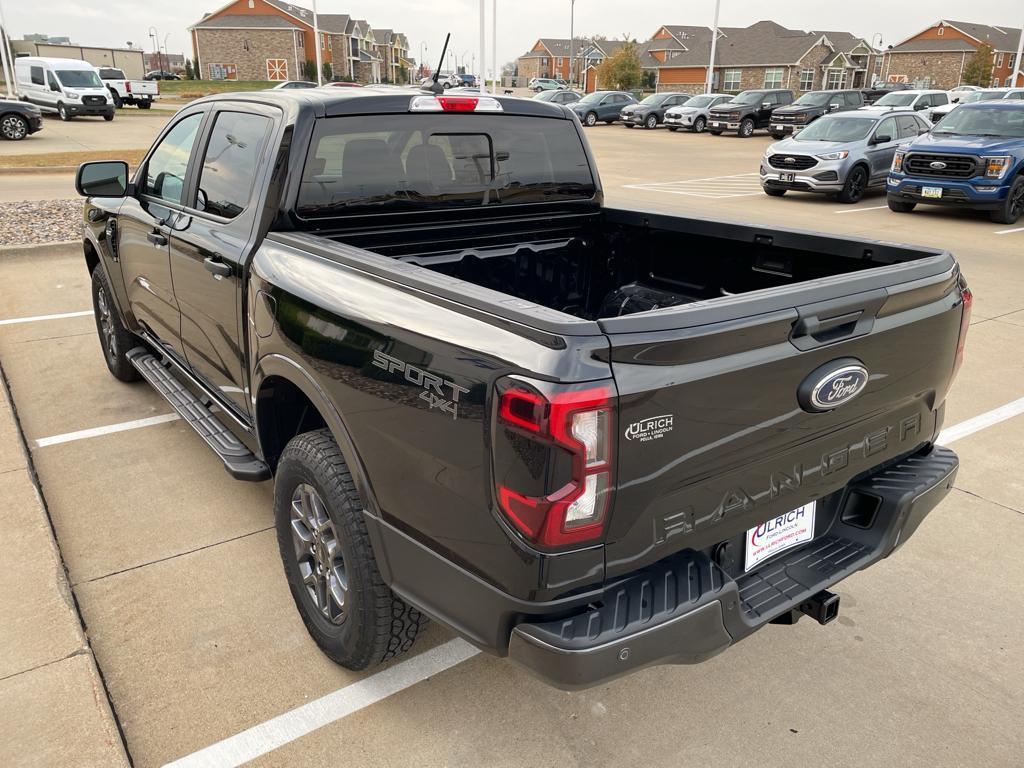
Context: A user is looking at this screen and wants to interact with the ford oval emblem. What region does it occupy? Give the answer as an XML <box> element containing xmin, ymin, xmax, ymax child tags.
<box><xmin>798</xmin><ymin>358</ymin><xmax>869</xmax><ymax>413</ymax></box>
<box><xmin>784</xmin><ymin>156</ymin><xmax>796</xmax><ymax>164</ymax></box>
<box><xmin>929</xmin><ymin>161</ymin><xmax>947</xmax><ymax>170</ymax></box>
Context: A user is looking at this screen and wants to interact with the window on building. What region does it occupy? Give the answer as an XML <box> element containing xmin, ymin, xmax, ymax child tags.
<box><xmin>297</xmin><ymin>32</ymin><xmax>304</xmax><ymax>49</ymax></box>
<box><xmin>1008</xmin><ymin>55</ymin><xmax>1017</xmax><ymax>71</ymax></box>
<box><xmin>799</xmin><ymin>68</ymin><xmax>814</xmax><ymax>90</ymax></box>
<box><xmin>825</xmin><ymin>69</ymin><xmax>845</xmax><ymax>89</ymax></box>
<box><xmin>1008</xmin><ymin>77</ymin><xmax>1017</xmax><ymax>87</ymax></box>
<box><xmin>763</xmin><ymin>68</ymin><xmax>784</xmax><ymax>88</ymax></box>
<box><xmin>937</xmin><ymin>27</ymin><xmax>944</xmax><ymax>36</ymax></box>
<box><xmin>996</xmin><ymin>53</ymin><xmax>1004</xmax><ymax>67</ymax></box>
<box><xmin>723</xmin><ymin>69</ymin><xmax>741</xmax><ymax>91</ymax></box>
<box><xmin>556</xmin><ymin>57</ymin><xmax>563</xmax><ymax>66</ymax></box>
<box><xmin>196</xmin><ymin>112</ymin><xmax>271</xmax><ymax>219</ymax></box>
<box><xmin>541</xmin><ymin>57</ymin><xmax>548</xmax><ymax>65</ymax></box>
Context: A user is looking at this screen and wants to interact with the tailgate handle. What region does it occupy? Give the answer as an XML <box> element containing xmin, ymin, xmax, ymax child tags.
<box><xmin>794</xmin><ymin>310</ymin><xmax>862</xmax><ymax>340</ymax></box>
<box><xmin>791</xmin><ymin>290</ymin><xmax>886</xmax><ymax>350</ymax></box>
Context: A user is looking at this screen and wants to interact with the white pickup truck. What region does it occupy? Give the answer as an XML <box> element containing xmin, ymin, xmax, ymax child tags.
<box><xmin>96</xmin><ymin>67</ymin><xmax>158</xmax><ymax>109</ymax></box>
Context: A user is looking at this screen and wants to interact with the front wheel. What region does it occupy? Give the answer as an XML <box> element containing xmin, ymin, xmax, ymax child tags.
<box><xmin>644</xmin><ymin>114</ymin><xmax>658</xmax><ymax>129</ymax></box>
<box><xmin>57</xmin><ymin>103</ymin><xmax>72</xmax><ymax>121</ymax></box>
<box><xmin>275</xmin><ymin>429</ymin><xmax>425</xmax><ymax>670</ymax></box>
<box><xmin>0</xmin><ymin>114</ymin><xmax>29</xmax><ymax>141</ymax></box>
<box><xmin>887</xmin><ymin>198</ymin><xmax>916</xmax><ymax>213</ymax></box>
<box><xmin>738</xmin><ymin>117</ymin><xmax>755</xmax><ymax>138</ymax></box>
<box><xmin>763</xmin><ymin>187</ymin><xmax>786</xmax><ymax>197</ymax></box>
<box><xmin>110</xmin><ymin>92</ymin><xmax>123</xmax><ymax>108</ymax></box>
<box><xmin>667</xmin><ymin>126</ymin><xmax>678</xmax><ymax>132</ymax></box>
<box><xmin>693</xmin><ymin>116</ymin><xmax>707</xmax><ymax>133</ymax></box>
<box><xmin>989</xmin><ymin>177</ymin><xmax>1024</xmax><ymax>225</ymax></box>
<box><xmin>584</xmin><ymin>111</ymin><xmax>597</xmax><ymax>127</ymax></box>
<box><xmin>770</xmin><ymin>132</ymin><xmax>784</xmax><ymax>140</ymax></box>
<box><xmin>103</xmin><ymin>112</ymin><xmax>114</xmax><ymax>122</ymax></box>
<box><xmin>838</xmin><ymin>166</ymin><xmax>868</xmax><ymax>204</ymax></box>
<box><xmin>91</xmin><ymin>267</ymin><xmax>140</xmax><ymax>382</ymax></box>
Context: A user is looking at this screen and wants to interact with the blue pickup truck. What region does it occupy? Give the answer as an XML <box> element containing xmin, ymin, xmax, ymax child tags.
<box><xmin>887</xmin><ymin>101</ymin><xmax>1024</xmax><ymax>224</ymax></box>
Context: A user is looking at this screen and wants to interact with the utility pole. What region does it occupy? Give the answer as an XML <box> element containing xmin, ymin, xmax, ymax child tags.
<box><xmin>705</xmin><ymin>0</ymin><xmax>720</xmax><ymax>94</ymax></box>
<box><xmin>492</xmin><ymin>0</ymin><xmax>497</xmax><ymax>93</ymax></box>
<box><xmin>479</xmin><ymin>0</ymin><xmax>486</xmax><ymax>93</ymax></box>
<box><xmin>312</xmin><ymin>0</ymin><xmax>323</xmax><ymax>85</ymax></box>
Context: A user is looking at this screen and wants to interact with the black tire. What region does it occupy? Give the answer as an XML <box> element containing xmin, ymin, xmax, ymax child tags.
<box><xmin>738</xmin><ymin>117</ymin><xmax>755</xmax><ymax>138</ymax></box>
<box><xmin>763</xmin><ymin>187</ymin><xmax>786</xmax><ymax>197</ymax></box>
<box><xmin>0</xmin><ymin>113</ymin><xmax>29</xmax><ymax>141</ymax></box>
<box><xmin>838</xmin><ymin>165</ymin><xmax>868</xmax><ymax>204</ymax></box>
<box><xmin>57</xmin><ymin>103</ymin><xmax>72</xmax><ymax>121</ymax></box>
<box><xmin>137</xmin><ymin>101</ymin><xmax>151</xmax><ymax>110</ymax></box>
<box><xmin>693</xmin><ymin>116</ymin><xmax>707</xmax><ymax>133</ymax></box>
<box><xmin>584</xmin><ymin>111</ymin><xmax>597</xmax><ymax>127</ymax></box>
<box><xmin>667</xmin><ymin>126</ymin><xmax>678</xmax><ymax>132</ymax></box>
<box><xmin>709</xmin><ymin>129</ymin><xmax>723</xmax><ymax>136</ymax></box>
<box><xmin>103</xmin><ymin>112</ymin><xmax>114</xmax><ymax>122</ymax></box>
<box><xmin>887</xmin><ymin>198</ymin><xmax>916</xmax><ymax>213</ymax></box>
<box><xmin>770</xmin><ymin>132</ymin><xmax>784</xmax><ymax>140</ymax></box>
<box><xmin>989</xmin><ymin>176</ymin><xmax>1024</xmax><ymax>225</ymax></box>
<box><xmin>275</xmin><ymin>429</ymin><xmax>425</xmax><ymax>670</ymax></box>
<box><xmin>91</xmin><ymin>267</ymin><xmax>140</xmax><ymax>382</ymax></box>
<box><xmin>604</xmin><ymin>119</ymin><xmax>615</xmax><ymax>124</ymax></box>
<box><xmin>644</xmin><ymin>113</ymin><xmax>658</xmax><ymax>129</ymax></box>
<box><xmin>110</xmin><ymin>91</ymin><xmax>123</xmax><ymax>108</ymax></box>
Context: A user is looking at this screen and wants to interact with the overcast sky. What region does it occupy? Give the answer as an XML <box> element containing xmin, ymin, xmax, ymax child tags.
<box><xmin>3</xmin><ymin>0</ymin><xmax>1022</xmax><ymax>75</ymax></box>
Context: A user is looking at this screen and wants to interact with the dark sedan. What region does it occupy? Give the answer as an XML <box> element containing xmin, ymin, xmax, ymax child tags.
<box><xmin>570</xmin><ymin>91</ymin><xmax>637</xmax><ymax>126</ymax></box>
<box><xmin>0</xmin><ymin>100</ymin><xmax>43</xmax><ymax>141</ymax></box>
<box><xmin>619</xmin><ymin>92</ymin><xmax>691</xmax><ymax>128</ymax></box>
<box><xmin>534</xmin><ymin>89</ymin><xmax>582</xmax><ymax>106</ymax></box>
<box><xmin>144</xmin><ymin>70</ymin><xmax>181</xmax><ymax>81</ymax></box>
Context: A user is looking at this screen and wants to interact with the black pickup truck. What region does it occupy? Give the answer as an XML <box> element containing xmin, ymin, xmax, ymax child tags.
<box><xmin>76</xmin><ymin>87</ymin><xmax>969</xmax><ymax>689</ymax></box>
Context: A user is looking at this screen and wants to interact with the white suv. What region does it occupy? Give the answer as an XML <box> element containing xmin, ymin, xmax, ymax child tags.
<box><xmin>862</xmin><ymin>89</ymin><xmax>948</xmax><ymax>117</ymax></box>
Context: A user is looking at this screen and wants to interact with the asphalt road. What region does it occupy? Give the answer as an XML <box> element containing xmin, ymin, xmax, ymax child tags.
<box><xmin>0</xmin><ymin>121</ymin><xmax>1021</xmax><ymax>768</ymax></box>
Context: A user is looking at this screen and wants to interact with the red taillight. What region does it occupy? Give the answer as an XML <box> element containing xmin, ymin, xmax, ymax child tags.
<box><xmin>126</xmin><ymin>81</ymin><xmax>132</xmax><ymax>93</ymax></box>
<box><xmin>437</xmin><ymin>96</ymin><xmax>478</xmax><ymax>112</ymax></box>
<box><xmin>495</xmin><ymin>383</ymin><xmax>614</xmax><ymax>548</ymax></box>
<box><xmin>951</xmin><ymin>282</ymin><xmax>972</xmax><ymax>381</ymax></box>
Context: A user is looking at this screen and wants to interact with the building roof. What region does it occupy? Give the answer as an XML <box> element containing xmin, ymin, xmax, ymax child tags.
<box><xmin>318</xmin><ymin>14</ymin><xmax>351</xmax><ymax>35</ymax></box>
<box><xmin>655</xmin><ymin>26</ymin><xmax>713</xmax><ymax>50</ymax></box>
<box><xmin>941</xmin><ymin>20</ymin><xmax>1023</xmax><ymax>51</ymax></box>
<box><xmin>887</xmin><ymin>38</ymin><xmax>978</xmax><ymax>53</ymax></box>
<box><xmin>373</xmin><ymin>29</ymin><xmax>393</xmax><ymax>44</ymax></box>
<box><xmin>263</xmin><ymin>0</ymin><xmax>315</xmax><ymax>23</ymax></box>
<box><xmin>194</xmin><ymin>14</ymin><xmax>301</xmax><ymax>30</ymax></box>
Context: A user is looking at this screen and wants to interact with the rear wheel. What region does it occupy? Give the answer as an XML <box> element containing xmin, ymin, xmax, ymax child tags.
<box><xmin>887</xmin><ymin>198</ymin><xmax>916</xmax><ymax>213</ymax></box>
<box><xmin>57</xmin><ymin>103</ymin><xmax>72</xmax><ymax>121</ymax></box>
<box><xmin>0</xmin><ymin>114</ymin><xmax>29</xmax><ymax>141</ymax></box>
<box><xmin>838</xmin><ymin>166</ymin><xmax>868</xmax><ymax>204</ymax></box>
<box><xmin>693</xmin><ymin>116</ymin><xmax>707</xmax><ymax>133</ymax></box>
<box><xmin>667</xmin><ymin>126</ymin><xmax>678</xmax><ymax>132</ymax></box>
<box><xmin>91</xmin><ymin>267</ymin><xmax>140</xmax><ymax>382</ymax></box>
<box><xmin>709</xmin><ymin>129</ymin><xmax>723</xmax><ymax>136</ymax></box>
<box><xmin>738</xmin><ymin>117</ymin><xmax>755</xmax><ymax>138</ymax></box>
<box><xmin>138</xmin><ymin>101</ymin><xmax>151</xmax><ymax>110</ymax></box>
<box><xmin>275</xmin><ymin>429</ymin><xmax>425</xmax><ymax>670</ymax></box>
<box><xmin>584</xmin><ymin>111</ymin><xmax>597</xmax><ymax>126</ymax></box>
<box><xmin>989</xmin><ymin>176</ymin><xmax>1024</xmax><ymax>225</ymax></box>
<box><xmin>644</xmin><ymin>113</ymin><xmax>658</xmax><ymax>129</ymax></box>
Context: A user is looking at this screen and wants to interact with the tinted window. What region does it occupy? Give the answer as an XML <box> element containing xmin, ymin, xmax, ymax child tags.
<box><xmin>195</xmin><ymin>111</ymin><xmax>270</xmax><ymax>219</ymax></box>
<box><xmin>844</xmin><ymin>92</ymin><xmax>862</xmax><ymax>106</ymax></box>
<box><xmin>30</xmin><ymin>66</ymin><xmax>44</xmax><ymax>86</ymax></box>
<box><xmin>896</xmin><ymin>115</ymin><xmax>921</xmax><ymax>138</ymax></box>
<box><xmin>931</xmin><ymin>93</ymin><xmax>948</xmax><ymax>106</ymax></box>
<box><xmin>99</xmin><ymin>68</ymin><xmax>126</xmax><ymax>79</ymax></box>
<box><xmin>142</xmin><ymin>113</ymin><xmax>203</xmax><ymax>203</ymax></box>
<box><xmin>874</xmin><ymin>117</ymin><xmax>897</xmax><ymax>142</ymax></box>
<box><xmin>47</xmin><ymin>72</ymin><xmax>60</xmax><ymax>90</ymax></box>
<box><xmin>297</xmin><ymin>114</ymin><xmax>596</xmax><ymax>218</ymax></box>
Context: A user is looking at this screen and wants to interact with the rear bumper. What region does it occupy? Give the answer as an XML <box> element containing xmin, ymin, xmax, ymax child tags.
<box><xmin>366</xmin><ymin>444</ymin><xmax>957</xmax><ymax>690</ymax></box>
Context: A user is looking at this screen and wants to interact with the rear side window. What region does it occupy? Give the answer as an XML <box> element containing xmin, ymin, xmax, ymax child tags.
<box><xmin>844</xmin><ymin>92</ymin><xmax>862</xmax><ymax>106</ymax></box>
<box><xmin>195</xmin><ymin>111</ymin><xmax>271</xmax><ymax>219</ymax></box>
<box><xmin>30</xmin><ymin>66</ymin><xmax>44</xmax><ymax>86</ymax></box>
<box><xmin>296</xmin><ymin>114</ymin><xmax>596</xmax><ymax>219</ymax></box>
<box><xmin>931</xmin><ymin>93</ymin><xmax>948</xmax><ymax>106</ymax></box>
<box><xmin>142</xmin><ymin>113</ymin><xmax>203</xmax><ymax>203</ymax></box>
<box><xmin>896</xmin><ymin>115</ymin><xmax>921</xmax><ymax>138</ymax></box>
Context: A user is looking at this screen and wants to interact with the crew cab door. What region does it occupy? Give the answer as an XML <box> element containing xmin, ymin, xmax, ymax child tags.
<box><xmin>167</xmin><ymin>104</ymin><xmax>276</xmax><ymax>416</ymax></box>
<box><xmin>864</xmin><ymin>116</ymin><xmax>900</xmax><ymax>180</ymax></box>
<box><xmin>117</xmin><ymin>109</ymin><xmax>207</xmax><ymax>357</ymax></box>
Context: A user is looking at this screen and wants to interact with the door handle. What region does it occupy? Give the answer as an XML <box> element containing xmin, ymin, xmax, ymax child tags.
<box><xmin>203</xmin><ymin>256</ymin><xmax>232</xmax><ymax>278</ymax></box>
<box><xmin>147</xmin><ymin>231</ymin><xmax>168</xmax><ymax>246</ymax></box>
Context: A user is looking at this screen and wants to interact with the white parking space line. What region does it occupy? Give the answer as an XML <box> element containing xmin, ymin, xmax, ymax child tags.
<box><xmin>834</xmin><ymin>205</ymin><xmax>889</xmax><ymax>215</ymax></box>
<box><xmin>994</xmin><ymin>226</ymin><xmax>1024</xmax><ymax>235</ymax></box>
<box><xmin>0</xmin><ymin>309</ymin><xmax>92</xmax><ymax>326</ymax></box>
<box><xmin>624</xmin><ymin>173</ymin><xmax>763</xmax><ymax>199</ymax></box>
<box><xmin>158</xmin><ymin>391</ymin><xmax>1024</xmax><ymax>767</ymax></box>
<box><xmin>163</xmin><ymin>638</ymin><xmax>481</xmax><ymax>768</ymax></box>
<box><xmin>35</xmin><ymin>413</ymin><xmax>181</xmax><ymax>447</ymax></box>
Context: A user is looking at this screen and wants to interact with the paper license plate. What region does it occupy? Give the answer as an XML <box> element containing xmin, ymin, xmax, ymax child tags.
<box><xmin>710</xmin><ymin>121</ymin><xmax>722</xmax><ymax>127</ymax></box>
<box><xmin>779</xmin><ymin>172</ymin><xmax>795</xmax><ymax>183</ymax></box>
<box><xmin>744</xmin><ymin>501</ymin><xmax>816</xmax><ymax>572</ymax></box>
<box><xmin>922</xmin><ymin>186</ymin><xmax>943</xmax><ymax>199</ymax></box>
<box><xmin>772</xmin><ymin>124</ymin><xmax>786</xmax><ymax>131</ymax></box>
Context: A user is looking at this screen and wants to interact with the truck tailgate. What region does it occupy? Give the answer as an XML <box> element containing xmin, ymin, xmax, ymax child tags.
<box><xmin>128</xmin><ymin>80</ymin><xmax>159</xmax><ymax>96</ymax></box>
<box><xmin>602</xmin><ymin>263</ymin><xmax>966</xmax><ymax>578</ymax></box>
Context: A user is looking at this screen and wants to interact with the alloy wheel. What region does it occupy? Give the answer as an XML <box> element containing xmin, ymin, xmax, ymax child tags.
<box><xmin>1011</xmin><ymin>182</ymin><xmax>1024</xmax><ymax>220</ymax></box>
<box><xmin>95</xmin><ymin>283</ymin><xmax>116</xmax><ymax>362</ymax></box>
<box><xmin>1</xmin><ymin>115</ymin><xmax>27</xmax><ymax>140</ymax></box>
<box><xmin>694</xmin><ymin>117</ymin><xmax>706</xmax><ymax>133</ymax></box>
<box><xmin>291</xmin><ymin>483</ymin><xmax>348</xmax><ymax>624</ymax></box>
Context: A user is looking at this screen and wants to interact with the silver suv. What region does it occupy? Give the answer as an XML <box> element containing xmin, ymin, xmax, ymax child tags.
<box><xmin>760</xmin><ymin>109</ymin><xmax>930</xmax><ymax>203</ymax></box>
<box><xmin>663</xmin><ymin>93</ymin><xmax>732</xmax><ymax>133</ymax></box>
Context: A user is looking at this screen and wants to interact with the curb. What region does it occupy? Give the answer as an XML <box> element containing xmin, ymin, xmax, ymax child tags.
<box><xmin>0</xmin><ymin>240</ymin><xmax>79</xmax><ymax>259</ymax></box>
<box><xmin>0</xmin><ymin>166</ymin><xmax>78</xmax><ymax>175</ymax></box>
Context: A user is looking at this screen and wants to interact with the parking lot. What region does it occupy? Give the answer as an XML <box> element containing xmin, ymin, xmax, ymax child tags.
<box><xmin>1</xmin><ymin>116</ymin><xmax>1023</xmax><ymax>767</ymax></box>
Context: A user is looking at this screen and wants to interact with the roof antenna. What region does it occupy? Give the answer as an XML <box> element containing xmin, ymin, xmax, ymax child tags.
<box><xmin>424</xmin><ymin>33</ymin><xmax>451</xmax><ymax>94</ymax></box>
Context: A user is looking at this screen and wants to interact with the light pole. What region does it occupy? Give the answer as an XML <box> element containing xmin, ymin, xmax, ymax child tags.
<box><xmin>311</xmin><ymin>0</ymin><xmax>323</xmax><ymax>84</ymax></box>
<box><xmin>0</xmin><ymin>0</ymin><xmax>14</xmax><ymax>98</ymax></box>
<box><xmin>569</xmin><ymin>0</ymin><xmax>576</xmax><ymax>87</ymax></box>
<box><xmin>163</xmin><ymin>33</ymin><xmax>171</xmax><ymax>74</ymax></box>
<box><xmin>420</xmin><ymin>43</ymin><xmax>427</xmax><ymax>79</ymax></box>
<box><xmin>705</xmin><ymin>0</ymin><xmax>721</xmax><ymax>94</ymax></box>
<box><xmin>492</xmin><ymin>0</ymin><xmax>497</xmax><ymax>93</ymax></box>
<box><xmin>148</xmin><ymin>26</ymin><xmax>160</xmax><ymax>74</ymax></box>
<box><xmin>479</xmin><ymin>0</ymin><xmax>486</xmax><ymax>93</ymax></box>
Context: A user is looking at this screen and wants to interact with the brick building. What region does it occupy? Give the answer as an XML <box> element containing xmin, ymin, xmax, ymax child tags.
<box><xmin>190</xmin><ymin>0</ymin><xmax>407</xmax><ymax>83</ymax></box>
<box><xmin>516</xmin><ymin>39</ymin><xmax>577</xmax><ymax>82</ymax></box>
<box><xmin>881</xmin><ymin>20</ymin><xmax>1023</xmax><ymax>89</ymax></box>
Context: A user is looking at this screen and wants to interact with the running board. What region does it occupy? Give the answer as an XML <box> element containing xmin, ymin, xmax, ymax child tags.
<box><xmin>127</xmin><ymin>348</ymin><xmax>270</xmax><ymax>481</ymax></box>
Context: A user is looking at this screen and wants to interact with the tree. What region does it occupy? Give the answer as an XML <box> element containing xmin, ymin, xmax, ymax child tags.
<box><xmin>322</xmin><ymin>61</ymin><xmax>333</xmax><ymax>82</ymax></box>
<box><xmin>184</xmin><ymin>58</ymin><xmax>194</xmax><ymax>80</ymax></box>
<box><xmin>304</xmin><ymin>59</ymin><xmax>318</xmax><ymax>82</ymax></box>
<box><xmin>962</xmin><ymin>43</ymin><xmax>994</xmax><ymax>86</ymax></box>
<box><xmin>595</xmin><ymin>40</ymin><xmax>642</xmax><ymax>91</ymax></box>
<box><xmin>398</xmin><ymin>65</ymin><xmax>409</xmax><ymax>84</ymax></box>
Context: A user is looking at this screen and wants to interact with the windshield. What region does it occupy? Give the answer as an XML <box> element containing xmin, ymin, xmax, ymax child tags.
<box><xmin>793</xmin><ymin>92</ymin><xmax>834</xmax><ymax>106</ymax></box>
<box><xmin>874</xmin><ymin>92</ymin><xmax>917</xmax><ymax>106</ymax></box>
<box><xmin>640</xmin><ymin>94</ymin><xmax>667</xmax><ymax>106</ymax></box>
<box><xmin>534</xmin><ymin>90</ymin><xmax>558</xmax><ymax>101</ymax></box>
<box><xmin>297</xmin><ymin>114</ymin><xmax>597</xmax><ymax>218</ymax></box>
<box><xmin>56</xmin><ymin>69</ymin><xmax>103</xmax><ymax>88</ymax></box>
<box><xmin>794</xmin><ymin>115</ymin><xmax>876</xmax><ymax>142</ymax></box>
<box><xmin>732</xmin><ymin>91</ymin><xmax>765</xmax><ymax>105</ymax></box>
<box><xmin>963</xmin><ymin>90</ymin><xmax>1006</xmax><ymax>103</ymax></box>
<box><xmin>684</xmin><ymin>95</ymin><xmax>714</xmax><ymax>108</ymax></box>
<box><xmin>931</xmin><ymin>105</ymin><xmax>1024</xmax><ymax>138</ymax></box>
<box><xmin>98</xmin><ymin>68</ymin><xmax>125</xmax><ymax>80</ymax></box>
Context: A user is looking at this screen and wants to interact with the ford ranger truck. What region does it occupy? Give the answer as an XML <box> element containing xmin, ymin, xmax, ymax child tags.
<box><xmin>75</xmin><ymin>87</ymin><xmax>969</xmax><ymax>689</ymax></box>
<box><xmin>888</xmin><ymin>100</ymin><xmax>1024</xmax><ymax>224</ymax></box>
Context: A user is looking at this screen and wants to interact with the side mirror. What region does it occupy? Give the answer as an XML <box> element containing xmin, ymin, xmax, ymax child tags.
<box><xmin>829</xmin><ymin>103</ymin><xmax>841</xmax><ymax>112</ymax></box>
<box><xmin>762</xmin><ymin>101</ymin><xmax>771</xmax><ymax>109</ymax></box>
<box><xmin>50</xmin><ymin>82</ymin><xmax>61</xmax><ymax>93</ymax></box>
<box><xmin>76</xmin><ymin>161</ymin><xmax>129</xmax><ymax>197</ymax></box>
<box><xmin>913</xmin><ymin>102</ymin><xmax>925</xmax><ymax>110</ymax></box>
<box><xmin>872</xmin><ymin>134</ymin><xmax>892</xmax><ymax>145</ymax></box>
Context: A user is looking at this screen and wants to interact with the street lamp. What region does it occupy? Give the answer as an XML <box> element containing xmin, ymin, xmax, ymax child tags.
<box><xmin>569</xmin><ymin>0</ymin><xmax>577</xmax><ymax>87</ymax></box>
<box><xmin>705</xmin><ymin>0</ymin><xmax>721</xmax><ymax>94</ymax></box>
<box><xmin>148</xmin><ymin>26</ymin><xmax>161</xmax><ymax>74</ymax></box>
<box><xmin>420</xmin><ymin>42</ymin><xmax>427</xmax><ymax>78</ymax></box>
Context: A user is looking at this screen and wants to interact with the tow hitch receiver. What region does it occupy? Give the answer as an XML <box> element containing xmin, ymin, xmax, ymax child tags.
<box><xmin>799</xmin><ymin>590</ymin><xmax>840</xmax><ymax>625</ymax></box>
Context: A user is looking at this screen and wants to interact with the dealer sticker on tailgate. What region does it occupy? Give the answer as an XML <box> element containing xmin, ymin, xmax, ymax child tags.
<box><xmin>744</xmin><ymin>502</ymin><xmax>816</xmax><ymax>572</ymax></box>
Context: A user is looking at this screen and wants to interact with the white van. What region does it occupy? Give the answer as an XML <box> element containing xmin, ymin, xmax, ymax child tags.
<box><xmin>14</xmin><ymin>57</ymin><xmax>114</xmax><ymax>121</ymax></box>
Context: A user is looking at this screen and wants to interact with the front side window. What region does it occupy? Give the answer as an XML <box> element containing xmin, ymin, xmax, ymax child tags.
<box><xmin>896</xmin><ymin>114</ymin><xmax>922</xmax><ymax>138</ymax></box>
<box><xmin>196</xmin><ymin>112</ymin><xmax>271</xmax><ymax>219</ymax></box>
<box><xmin>142</xmin><ymin>113</ymin><xmax>203</xmax><ymax>203</ymax></box>
<box><xmin>723</xmin><ymin>69</ymin><xmax>741</xmax><ymax>91</ymax></box>
<box><xmin>763</xmin><ymin>68</ymin><xmax>784</xmax><ymax>88</ymax></box>
<box><xmin>873</xmin><ymin>116</ymin><xmax>897</xmax><ymax>142</ymax></box>
<box><xmin>799</xmin><ymin>69</ymin><xmax>814</xmax><ymax>91</ymax></box>
<box><xmin>297</xmin><ymin>114</ymin><xmax>596</xmax><ymax>218</ymax></box>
